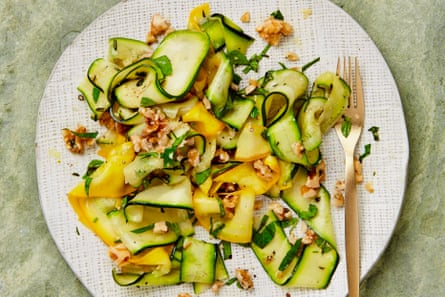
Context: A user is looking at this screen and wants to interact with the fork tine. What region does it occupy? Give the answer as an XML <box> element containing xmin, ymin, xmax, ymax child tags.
<box><xmin>354</xmin><ymin>57</ymin><xmax>364</xmax><ymax>112</ymax></box>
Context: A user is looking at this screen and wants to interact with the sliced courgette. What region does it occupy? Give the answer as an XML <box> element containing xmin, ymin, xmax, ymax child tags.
<box><xmin>87</xmin><ymin>58</ymin><xmax>119</xmax><ymax>93</ymax></box>
<box><xmin>220</xmin><ymin>97</ymin><xmax>255</xmax><ymax>129</ymax></box>
<box><xmin>180</xmin><ymin>237</ymin><xmax>217</xmax><ymax>284</ymax></box>
<box><xmin>297</xmin><ymin>97</ymin><xmax>327</xmax><ymax>151</ymax></box>
<box><xmin>251</xmin><ymin>211</ymin><xmax>301</xmax><ymax>285</ymax></box>
<box><xmin>108</xmin><ymin>37</ymin><xmax>152</xmax><ymax>68</ymax></box>
<box><xmin>77</xmin><ymin>77</ymin><xmax>110</xmax><ymax>120</ymax></box>
<box><xmin>152</xmin><ymin>30</ymin><xmax>210</xmax><ymax>98</ymax></box>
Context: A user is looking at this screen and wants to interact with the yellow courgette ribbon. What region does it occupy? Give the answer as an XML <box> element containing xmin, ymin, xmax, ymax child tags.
<box><xmin>182</xmin><ymin>101</ymin><xmax>225</xmax><ymax>137</ymax></box>
<box><xmin>68</xmin><ymin>142</ymin><xmax>136</xmax><ymax>198</ymax></box>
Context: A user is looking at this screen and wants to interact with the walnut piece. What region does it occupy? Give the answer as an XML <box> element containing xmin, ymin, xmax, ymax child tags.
<box><xmin>256</xmin><ymin>16</ymin><xmax>293</xmax><ymax>46</ymax></box>
<box><xmin>235</xmin><ymin>268</ymin><xmax>254</xmax><ymax>290</ymax></box>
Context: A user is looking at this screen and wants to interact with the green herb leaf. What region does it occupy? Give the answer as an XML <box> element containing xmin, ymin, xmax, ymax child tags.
<box><xmin>83</xmin><ymin>159</ymin><xmax>104</xmax><ymax>178</ymax></box>
<box><xmin>84</xmin><ymin>176</ymin><xmax>92</xmax><ymax>196</ymax></box>
<box><xmin>131</xmin><ymin>223</ymin><xmax>155</xmax><ymax>234</ymax></box>
<box><xmin>221</xmin><ymin>240</ymin><xmax>232</xmax><ymax>260</ymax></box>
<box><xmin>225</xmin><ymin>277</ymin><xmax>238</xmax><ymax>286</ymax></box>
<box><xmin>279</xmin><ymin>238</ymin><xmax>302</xmax><ymax>271</ymax></box>
<box><xmin>302</xmin><ymin>57</ymin><xmax>320</xmax><ymax>72</ymax></box>
<box><xmin>250</xmin><ymin>106</ymin><xmax>259</xmax><ymax>118</ymax></box>
<box><xmin>92</xmin><ymin>87</ymin><xmax>101</xmax><ymax>103</ymax></box>
<box><xmin>140</xmin><ymin>97</ymin><xmax>156</xmax><ymax>107</ymax></box>
<box><xmin>368</xmin><ymin>126</ymin><xmax>380</xmax><ymax>141</ymax></box>
<box><xmin>315</xmin><ymin>238</ymin><xmax>332</xmax><ymax>254</ymax></box>
<box><xmin>253</xmin><ymin>222</ymin><xmax>276</xmax><ymax>248</ymax></box>
<box><xmin>341</xmin><ymin>116</ymin><xmax>352</xmax><ymax>137</ymax></box>
<box><xmin>69</xmin><ymin>130</ymin><xmax>99</xmax><ymax>139</ymax></box>
<box><xmin>166</xmin><ymin>222</ymin><xmax>181</xmax><ymax>236</ymax></box>
<box><xmin>210</xmin><ymin>219</ymin><xmax>225</xmax><ymax>237</ymax></box>
<box><xmin>227</xmin><ymin>50</ymin><xmax>249</xmax><ymax>65</ymax></box>
<box><xmin>243</xmin><ymin>44</ymin><xmax>271</xmax><ymax>74</ymax></box>
<box><xmin>280</xmin><ymin>217</ymin><xmax>299</xmax><ymax>230</ymax></box>
<box><xmin>153</xmin><ymin>55</ymin><xmax>173</xmax><ymax>76</ymax></box>
<box><xmin>271</xmin><ymin>10</ymin><xmax>284</xmax><ymax>20</ymax></box>
<box><xmin>195</xmin><ymin>168</ymin><xmax>211</xmax><ymax>185</ymax></box>
<box><xmin>298</xmin><ymin>204</ymin><xmax>318</xmax><ymax>220</ymax></box>
<box><xmin>359</xmin><ymin>143</ymin><xmax>371</xmax><ymax>162</ymax></box>
<box><xmin>138</xmin><ymin>151</ymin><xmax>159</xmax><ymax>159</ymax></box>
<box><xmin>217</xmin><ymin>197</ymin><xmax>226</xmax><ymax>218</ymax></box>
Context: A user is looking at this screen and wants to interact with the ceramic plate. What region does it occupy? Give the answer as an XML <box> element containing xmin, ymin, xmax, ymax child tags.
<box><xmin>35</xmin><ymin>0</ymin><xmax>409</xmax><ymax>296</ymax></box>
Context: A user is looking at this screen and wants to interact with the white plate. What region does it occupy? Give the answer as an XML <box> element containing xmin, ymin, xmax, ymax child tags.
<box><xmin>35</xmin><ymin>0</ymin><xmax>409</xmax><ymax>296</ymax></box>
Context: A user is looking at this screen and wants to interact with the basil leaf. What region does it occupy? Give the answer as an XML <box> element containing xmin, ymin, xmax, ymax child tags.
<box><xmin>221</xmin><ymin>240</ymin><xmax>232</xmax><ymax>260</ymax></box>
<box><xmin>368</xmin><ymin>126</ymin><xmax>380</xmax><ymax>141</ymax></box>
<box><xmin>195</xmin><ymin>168</ymin><xmax>211</xmax><ymax>185</ymax></box>
<box><xmin>341</xmin><ymin>116</ymin><xmax>352</xmax><ymax>137</ymax></box>
<box><xmin>227</xmin><ymin>50</ymin><xmax>249</xmax><ymax>65</ymax></box>
<box><xmin>298</xmin><ymin>204</ymin><xmax>318</xmax><ymax>220</ymax></box>
<box><xmin>302</xmin><ymin>57</ymin><xmax>320</xmax><ymax>72</ymax></box>
<box><xmin>153</xmin><ymin>55</ymin><xmax>173</xmax><ymax>76</ymax></box>
<box><xmin>279</xmin><ymin>238</ymin><xmax>302</xmax><ymax>271</ymax></box>
<box><xmin>359</xmin><ymin>143</ymin><xmax>371</xmax><ymax>162</ymax></box>
<box><xmin>315</xmin><ymin>238</ymin><xmax>332</xmax><ymax>254</ymax></box>
<box><xmin>140</xmin><ymin>97</ymin><xmax>156</xmax><ymax>107</ymax></box>
<box><xmin>92</xmin><ymin>87</ymin><xmax>100</xmax><ymax>103</ymax></box>
<box><xmin>271</xmin><ymin>10</ymin><xmax>284</xmax><ymax>20</ymax></box>
<box><xmin>253</xmin><ymin>222</ymin><xmax>276</xmax><ymax>248</ymax></box>
<box><xmin>131</xmin><ymin>223</ymin><xmax>154</xmax><ymax>234</ymax></box>
<box><xmin>70</xmin><ymin>130</ymin><xmax>98</xmax><ymax>139</ymax></box>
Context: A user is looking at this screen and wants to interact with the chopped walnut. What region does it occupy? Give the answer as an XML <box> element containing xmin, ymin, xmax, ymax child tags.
<box><xmin>301</xmin><ymin>8</ymin><xmax>313</xmax><ymax>19</ymax></box>
<box><xmin>202</xmin><ymin>95</ymin><xmax>212</xmax><ymax>110</ymax></box>
<box><xmin>131</xmin><ymin>107</ymin><xmax>172</xmax><ymax>153</ymax></box>
<box><xmin>333</xmin><ymin>190</ymin><xmax>345</xmax><ymax>207</ymax></box>
<box><xmin>221</xmin><ymin>194</ymin><xmax>240</xmax><ymax>218</ymax></box>
<box><xmin>211</xmin><ymin>281</ymin><xmax>224</xmax><ymax>293</ymax></box>
<box><xmin>300</xmin><ymin>185</ymin><xmax>319</xmax><ymax>199</ymax></box>
<box><xmin>302</xmin><ymin>228</ymin><xmax>317</xmax><ymax>245</ymax></box>
<box><xmin>335</xmin><ymin>179</ymin><xmax>345</xmax><ymax>191</ymax></box>
<box><xmin>146</xmin><ymin>14</ymin><xmax>171</xmax><ymax>44</ymax></box>
<box><xmin>108</xmin><ymin>243</ymin><xmax>131</xmax><ymax>267</ymax></box>
<box><xmin>215</xmin><ymin>148</ymin><xmax>230</xmax><ymax>163</ymax></box>
<box><xmin>268</xmin><ymin>202</ymin><xmax>292</xmax><ymax>221</ymax></box>
<box><xmin>187</xmin><ymin>148</ymin><xmax>200</xmax><ymax>167</ymax></box>
<box><xmin>153</xmin><ymin>221</ymin><xmax>169</xmax><ymax>234</ymax></box>
<box><xmin>62</xmin><ymin>126</ymin><xmax>95</xmax><ymax>154</ymax></box>
<box><xmin>365</xmin><ymin>181</ymin><xmax>374</xmax><ymax>193</ymax></box>
<box><xmin>240</xmin><ymin>12</ymin><xmax>251</xmax><ymax>23</ymax></box>
<box><xmin>235</xmin><ymin>269</ymin><xmax>254</xmax><ymax>290</ymax></box>
<box><xmin>253</xmin><ymin>159</ymin><xmax>274</xmax><ymax>181</ymax></box>
<box><xmin>256</xmin><ymin>16</ymin><xmax>293</xmax><ymax>46</ymax></box>
<box><xmin>292</xmin><ymin>141</ymin><xmax>305</xmax><ymax>159</ymax></box>
<box><xmin>178</xmin><ymin>293</ymin><xmax>192</xmax><ymax>297</ymax></box>
<box><xmin>286</xmin><ymin>52</ymin><xmax>299</xmax><ymax>61</ymax></box>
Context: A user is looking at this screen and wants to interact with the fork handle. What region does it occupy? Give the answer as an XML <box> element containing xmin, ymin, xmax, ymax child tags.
<box><xmin>344</xmin><ymin>152</ymin><xmax>360</xmax><ymax>297</ymax></box>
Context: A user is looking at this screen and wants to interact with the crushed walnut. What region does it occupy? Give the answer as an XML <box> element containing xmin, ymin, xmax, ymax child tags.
<box><xmin>214</xmin><ymin>148</ymin><xmax>230</xmax><ymax>163</ymax></box>
<box><xmin>153</xmin><ymin>221</ymin><xmax>169</xmax><ymax>234</ymax></box>
<box><xmin>211</xmin><ymin>280</ymin><xmax>224</xmax><ymax>293</ymax></box>
<box><xmin>292</xmin><ymin>141</ymin><xmax>305</xmax><ymax>159</ymax></box>
<box><xmin>62</xmin><ymin>125</ymin><xmax>95</xmax><ymax>154</ymax></box>
<box><xmin>253</xmin><ymin>159</ymin><xmax>274</xmax><ymax>181</ymax></box>
<box><xmin>268</xmin><ymin>202</ymin><xmax>293</xmax><ymax>221</ymax></box>
<box><xmin>285</xmin><ymin>52</ymin><xmax>299</xmax><ymax>61</ymax></box>
<box><xmin>130</xmin><ymin>107</ymin><xmax>172</xmax><ymax>153</ymax></box>
<box><xmin>365</xmin><ymin>181</ymin><xmax>374</xmax><ymax>193</ymax></box>
<box><xmin>235</xmin><ymin>268</ymin><xmax>254</xmax><ymax>290</ymax></box>
<box><xmin>108</xmin><ymin>243</ymin><xmax>131</xmax><ymax>267</ymax></box>
<box><xmin>178</xmin><ymin>293</ymin><xmax>192</xmax><ymax>297</ymax></box>
<box><xmin>333</xmin><ymin>179</ymin><xmax>345</xmax><ymax>207</ymax></box>
<box><xmin>146</xmin><ymin>14</ymin><xmax>172</xmax><ymax>44</ymax></box>
<box><xmin>221</xmin><ymin>193</ymin><xmax>240</xmax><ymax>218</ymax></box>
<box><xmin>301</xmin><ymin>8</ymin><xmax>313</xmax><ymax>19</ymax></box>
<box><xmin>240</xmin><ymin>11</ymin><xmax>251</xmax><ymax>23</ymax></box>
<box><xmin>256</xmin><ymin>16</ymin><xmax>293</xmax><ymax>46</ymax></box>
<box><xmin>301</xmin><ymin>224</ymin><xmax>317</xmax><ymax>245</ymax></box>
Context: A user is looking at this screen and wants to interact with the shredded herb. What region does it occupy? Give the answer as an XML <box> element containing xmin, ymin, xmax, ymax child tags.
<box><xmin>140</xmin><ymin>97</ymin><xmax>156</xmax><ymax>107</ymax></box>
<box><xmin>250</xmin><ymin>106</ymin><xmax>259</xmax><ymax>118</ymax></box>
<box><xmin>225</xmin><ymin>277</ymin><xmax>238</xmax><ymax>286</ymax></box>
<box><xmin>82</xmin><ymin>159</ymin><xmax>103</xmax><ymax>196</ymax></box>
<box><xmin>243</xmin><ymin>44</ymin><xmax>271</xmax><ymax>74</ymax></box>
<box><xmin>195</xmin><ymin>168</ymin><xmax>211</xmax><ymax>185</ymax></box>
<box><xmin>270</xmin><ymin>10</ymin><xmax>284</xmax><ymax>20</ymax></box>
<box><xmin>253</xmin><ymin>222</ymin><xmax>276</xmax><ymax>248</ymax></box>
<box><xmin>302</xmin><ymin>57</ymin><xmax>320</xmax><ymax>72</ymax></box>
<box><xmin>69</xmin><ymin>130</ymin><xmax>98</xmax><ymax>139</ymax></box>
<box><xmin>131</xmin><ymin>223</ymin><xmax>155</xmax><ymax>234</ymax></box>
<box><xmin>139</xmin><ymin>151</ymin><xmax>159</xmax><ymax>159</ymax></box>
<box><xmin>167</xmin><ymin>222</ymin><xmax>181</xmax><ymax>236</ymax></box>
<box><xmin>279</xmin><ymin>238</ymin><xmax>302</xmax><ymax>271</ymax></box>
<box><xmin>217</xmin><ymin>197</ymin><xmax>226</xmax><ymax>218</ymax></box>
<box><xmin>368</xmin><ymin>126</ymin><xmax>380</xmax><ymax>141</ymax></box>
<box><xmin>280</xmin><ymin>217</ymin><xmax>299</xmax><ymax>230</ymax></box>
<box><xmin>315</xmin><ymin>238</ymin><xmax>332</xmax><ymax>254</ymax></box>
<box><xmin>359</xmin><ymin>143</ymin><xmax>371</xmax><ymax>162</ymax></box>
<box><xmin>153</xmin><ymin>55</ymin><xmax>173</xmax><ymax>76</ymax></box>
<box><xmin>221</xmin><ymin>240</ymin><xmax>232</xmax><ymax>260</ymax></box>
<box><xmin>92</xmin><ymin>87</ymin><xmax>101</xmax><ymax>103</ymax></box>
<box><xmin>210</xmin><ymin>219</ymin><xmax>225</xmax><ymax>237</ymax></box>
<box><xmin>298</xmin><ymin>204</ymin><xmax>318</xmax><ymax>220</ymax></box>
<box><xmin>341</xmin><ymin>116</ymin><xmax>352</xmax><ymax>137</ymax></box>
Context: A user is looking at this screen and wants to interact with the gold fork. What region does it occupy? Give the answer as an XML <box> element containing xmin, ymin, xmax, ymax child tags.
<box><xmin>335</xmin><ymin>57</ymin><xmax>365</xmax><ymax>297</ymax></box>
